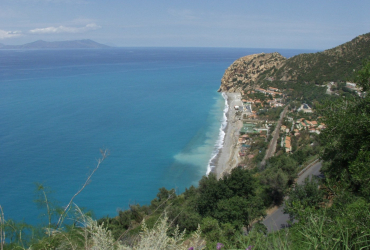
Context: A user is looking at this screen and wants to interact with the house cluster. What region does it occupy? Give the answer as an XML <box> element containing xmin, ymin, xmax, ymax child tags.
<box><xmin>280</xmin><ymin>117</ymin><xmax>326</xmax><ymax>153</ymax></box>
<box><xmin>242</xmin><ymin>98</ymin><xmax>283</xmax><ymax>108</ymax></box>
<box><xmin>267</xmin><ymin>98</ymin><xmax>284</xmax><ymax>108</ymax></box>
<box><xmin>238</xmin><ymin>122</ymin><xmax>268</xmax><ymax>157</ymax></box>
<box><xmin>294</xmin><ymin>118</ymin><xmax>325</xmax><ymax>135</ymax></box>
<box><xmin>242</xmin><ymin>98</ymin><xmax>260</xmax><ymax>104</ymax></box>
<box><xmin>255</xmin><ymin>87</ymin><xmax>283</xmax><ymax>97</ymax></box>
<box><xmin>280</xmin><ymin>125</ymin><xmax>292</xmax><ymax>153</ymax></box>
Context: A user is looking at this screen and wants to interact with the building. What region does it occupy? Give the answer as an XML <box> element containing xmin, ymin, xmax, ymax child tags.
<box><xmin>298</xmin><ymin>103</ymin><xmax>313</xmax><ymax>113</ymax></box>
<box><xmin>346</xmin><ymin>82</ymin><xmax>357</xmax><ymax>88</ymax></box>
<box><xmin>268</xmin><ymin>87</ymin><xmax>279</xmax><ymax>92</ymax></box>
<box><xmin>280</xmin><ymin>125</ymin><xmax>287</xmax><ymax>132</ymax></box>
<box><xmin>310</xmin><ymin>121</ymin><xmax>318</xmax><ymax>127</ymax></box>
<box><xmin>255</xmin><ymin>88</ymin><xmax>268</xmax><ymax>94</ymax></box>
<box><xmin>284</xmin><ymin>136</ymin><xmax>292</xmax><ymax>153</ymax></box>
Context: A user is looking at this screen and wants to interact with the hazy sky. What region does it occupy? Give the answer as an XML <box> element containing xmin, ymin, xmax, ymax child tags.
<box><xmin>1</xmin><ymin>0</ymin><xmax>369</xmax><ymax>49</ymax></box>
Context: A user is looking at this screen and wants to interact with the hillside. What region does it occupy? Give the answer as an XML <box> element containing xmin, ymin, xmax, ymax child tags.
<box><xmin>0</xmin><ymin>39</ymin><xmax>111</xmax><ymax>49</ymax></box>
<box><xmin>220</xmin><ymin>32</ymin><xmax>370</xmax><ymax>92</ymax></box>
<box><xmin>218</xmin><ymin>52</ymin><xmax>286</xmax><ymax>92</ymax></box>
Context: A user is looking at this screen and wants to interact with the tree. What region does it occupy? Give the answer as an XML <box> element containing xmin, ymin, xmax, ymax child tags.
<box><xmin>222</xmin><ymin>167</ymin><xmax>256</xmax><ymax>199</ymax></box>
<box><xmin>196</xmin><ymin>174</ymin><xmax>232</xmax><ymax>217</ymax></box>
<box><xmin>267</xmin><ymin>154</ymin><xmax>297</xmax><ymax>184</ymax></box>
<box><xmin>260</xmin><ymin>168</ymin><xmax>288</xmax><ymax>204</ymax></box>
<box><xmin>213</xmin><ymin>196</ymin><xmax>251</xmax><ymax>229</ymax></box>
<box><xmin>355</xmin><ymin>60</ymin><xmax>370</xmax><ymax>92</ymax></box>
<box><xmin>150</xmin><ymin>187</ymin><xmax>177</xmax><ymax>209</ymax></box>
<box><xmin>284</xmin><ymin>177</ymin><xmax>324</xmax><ymax>220</ymax></box>
<box><xmin>319</xmin><ymin>60</ymin><xmax>370</xmax><ymax>198</ymax></box>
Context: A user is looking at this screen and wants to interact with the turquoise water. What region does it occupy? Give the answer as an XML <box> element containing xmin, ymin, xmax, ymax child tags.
<box><xmin>0</xmin><ymin>47</ymin><xmax>316</xmax><ymax>224</ymax></box>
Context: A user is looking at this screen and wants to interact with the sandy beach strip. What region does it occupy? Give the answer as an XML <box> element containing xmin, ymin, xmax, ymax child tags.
<box><xmin>211</xmin><ymin>92</ymin><xmax>243</xmax><ymax>178</ymax></box>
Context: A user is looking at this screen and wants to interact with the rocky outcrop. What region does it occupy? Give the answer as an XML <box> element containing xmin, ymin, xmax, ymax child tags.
<box><xmin>219</xmin><ymin>32</ymin><xmax>370</xmax><ymax>91</ymax></box>
<box><xmin>219</xmin><ymin>52</ymin><xmax>286</xmax><ymax>92</ymax></box>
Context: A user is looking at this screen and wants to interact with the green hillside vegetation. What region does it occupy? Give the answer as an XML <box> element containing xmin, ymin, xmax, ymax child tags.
<box><xmin>259</xmin><ymin>80</ymin><xmax>332</xmax><ymax>107</ymax></box>
<box><xmin>274</xmin><ymin>33</ymin><xmax>370</xmax><ymax>83</ymax></box>
<box><xmin>271</xmin><ymin>33</ymin><xmax>370</xmax><ymax>84</ymax></box>
<box><xmin>240</xmin><ymin>33</ymin><xmax>370</xmax><ymax>89</ymax></box>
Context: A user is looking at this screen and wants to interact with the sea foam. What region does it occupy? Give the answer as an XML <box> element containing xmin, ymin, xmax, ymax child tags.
<box><xmin>206</xmin><ymin>92</ymin><xmax>228</xmax><ymax>175</ymax></box>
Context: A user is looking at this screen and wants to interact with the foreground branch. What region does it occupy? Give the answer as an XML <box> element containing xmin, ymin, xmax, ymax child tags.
<box><xmin>56</xmin><ymin>149</ymin><xmax>109</xmax><ymax>229</ymax></box>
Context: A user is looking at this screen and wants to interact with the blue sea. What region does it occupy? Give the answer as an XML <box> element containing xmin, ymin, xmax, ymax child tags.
<box><xmin>0</xmin><ymin>47</ymin><xmax>316</xmax><ymax>225</ymax></box>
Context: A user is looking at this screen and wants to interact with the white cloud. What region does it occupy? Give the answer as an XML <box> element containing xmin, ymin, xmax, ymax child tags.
<box><xmin>0</xmin><ymin>30</ymin><xmax>22</xmax><ymax>39</ymax></box>
<box><xmin>29</xmin><ymin>23</ymin><xmax>101</xmax><ymax>34</ymax></box>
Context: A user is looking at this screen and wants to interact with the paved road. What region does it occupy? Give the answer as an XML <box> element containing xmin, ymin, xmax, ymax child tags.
<box><xmin>297</xmin><ymin>161</ymin><xmax>322</xmax><ymax>185</ymax></box>
<box><xmin>261</xmin><ymin>106</ymin><xmax>288</xmax><ymax>166</ymax></box>
<box><xmin>262</xmin><ymin>161</ymin><xmax>322</xmax><ymax>232</ymax></box>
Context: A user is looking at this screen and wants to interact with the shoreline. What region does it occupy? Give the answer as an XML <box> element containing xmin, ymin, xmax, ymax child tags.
<box><xmin>210</xmin><ymin>92</ymin><xmax>243</xmax><ymax>178</ymax></box>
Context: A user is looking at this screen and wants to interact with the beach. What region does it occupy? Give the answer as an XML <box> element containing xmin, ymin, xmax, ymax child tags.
<box><xmin>211</xmin><ymin>92</ymin><xmax>243</xmax><ymax>178</ymax></box>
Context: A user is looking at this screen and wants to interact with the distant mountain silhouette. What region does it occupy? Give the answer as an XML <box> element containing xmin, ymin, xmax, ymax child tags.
<box><xmin>0</xmin><ymin>39</ymin><xmax>112</xmax><ymax>49</ymax></box>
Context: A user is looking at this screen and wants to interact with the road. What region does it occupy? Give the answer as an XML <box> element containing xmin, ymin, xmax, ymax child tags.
<box><xmin>261</xmin><ymin>106</ymin><xmax>288</xmax><ymax>166</ymax></box>
<box><xmin>262</xmin><ymin>161</ymin><xmax>322</xmax><ymax>232</ymax></box>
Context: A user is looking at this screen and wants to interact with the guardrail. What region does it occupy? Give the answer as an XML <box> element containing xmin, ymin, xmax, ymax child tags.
<box><xmin>288</xmin><ymin>158</ymin><xmax>320</xmax><ymax>192</ymax></box>
<box><xmin>297</xmin><ymin>158</ymin><xmax>320</xmax><ymax>177</ymax></box>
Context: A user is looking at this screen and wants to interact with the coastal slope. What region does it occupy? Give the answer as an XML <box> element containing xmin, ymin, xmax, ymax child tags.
<box><xmin>219</xmin><ymin>32</ymin><xmax>370</xmax><ymax>92</ymax></box>
<box><xmin>219</xmin><ymin>52</ymin><xmax>286</xmax><ymax>92</ymax></box>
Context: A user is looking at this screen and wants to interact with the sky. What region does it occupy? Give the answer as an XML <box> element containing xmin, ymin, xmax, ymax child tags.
<box><xmin>1</xmin><ymin>0</ymin><xmax>370</xmax><ymax>50</ymax></box>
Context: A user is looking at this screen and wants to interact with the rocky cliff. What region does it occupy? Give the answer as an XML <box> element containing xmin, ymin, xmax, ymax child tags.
<box><xmin>220</xmin><ymin>32</ymin><xmax>370</xmax><ymax>92</ymax></box>
<box><xmin>219</xmin><ymin>52</ymin><xmax>286</xmax><ymax>92</ymax></box>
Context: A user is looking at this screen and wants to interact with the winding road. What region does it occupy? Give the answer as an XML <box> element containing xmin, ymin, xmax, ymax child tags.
<box><xmin>262</xmin><ymin>161</ymin><xmax>322</xmax><ymax>232</ymax></box>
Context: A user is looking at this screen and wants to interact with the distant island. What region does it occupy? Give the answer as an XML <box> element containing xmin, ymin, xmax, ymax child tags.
<box><xmin>0</xmin><ymin>39</ymin><xmax>111</xmax><ymax>49</ymax></box>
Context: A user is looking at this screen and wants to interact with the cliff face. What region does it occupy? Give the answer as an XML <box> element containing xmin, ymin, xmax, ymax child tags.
<box><xmin>220</xmin><ymin>32</ymin><xmax>370</xmax><ymax>92</ymax></box>
<box><xmin>219</xmin><ymin>52</ymin><xmax>286</xmax><ymax>92</ymax></box>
